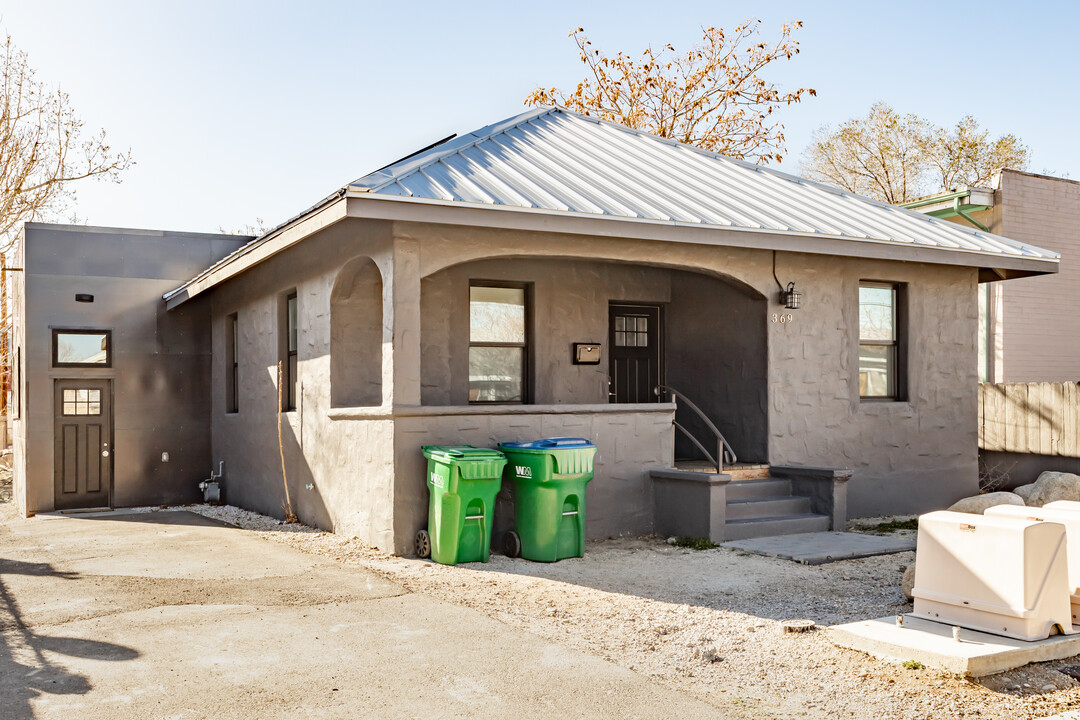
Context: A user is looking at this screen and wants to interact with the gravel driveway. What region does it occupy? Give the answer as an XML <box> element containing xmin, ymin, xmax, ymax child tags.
<box><xmin>182</xmin><ymin>504</ymin><xmax>1080</xmax><ymax>720</ymax></box>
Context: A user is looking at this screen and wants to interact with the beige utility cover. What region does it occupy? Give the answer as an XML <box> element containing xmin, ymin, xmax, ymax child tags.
<box><xmin>987</xmin><ymin>504</ymin><xmax>1080</xmax><ymax>624</ymax></box>
<box><xmin>911</xmin><ymin>510</ymin><xmax>1075</xmax><ymax>641</ymax></box>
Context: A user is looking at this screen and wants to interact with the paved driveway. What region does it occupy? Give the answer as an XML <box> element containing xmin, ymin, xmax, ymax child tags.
<box><xmin>0</xmin><ymin>510</ymin><xmax>733</xmax><ymax>719</ymax></box>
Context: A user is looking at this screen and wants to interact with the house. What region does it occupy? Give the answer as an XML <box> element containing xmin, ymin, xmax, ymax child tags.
<box><xmin>11</xmin><ymin>107</ymin><xmax>1058</xmax><ymax>554</ymax></box>
<box><xmin>905</xmin><ymin>171</ymin><xmax>1080</xmax><ymax>484</ymax></box>
<box><xmin>903</xmin><ymin>170</ymin><xmax>1080</xmax><ymax>384</ymax></box>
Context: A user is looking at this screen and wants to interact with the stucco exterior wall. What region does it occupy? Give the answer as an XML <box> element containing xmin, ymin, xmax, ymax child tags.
<box><xmin>13</xmin><ymin>224</ymin><xmax>247</xmax><ymax>514</ymax></box>
<box><xmin>208</xmin><ymin>220</ymin><xmax>398</xmax><ymax>548</ymax></box>
<box><xmin>204</xmin><ymin>216</ymin><xmax>981</xmax><ymax>551</ymax></box>
<box><xmin>392</xmin><ymin>405</ymin><xmax>675</xmax><ymax>553</ymax></box>
<box><xmin>402</xmin><ymin>221</ymin><xmax>980</xmax><ymax>518</ymax></box>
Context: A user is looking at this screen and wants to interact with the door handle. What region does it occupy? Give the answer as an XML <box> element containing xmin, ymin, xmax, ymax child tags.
<box><xmin>102</xmin><ymin>450</ymin><xmax>109</xmax><ymax>457</ymax></box>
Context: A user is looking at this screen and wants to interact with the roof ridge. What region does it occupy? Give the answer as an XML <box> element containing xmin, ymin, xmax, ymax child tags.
<box><xmin>351</xmin><ymin>105</ymin><xmax>560</xmax><ymax>193</ymax></box>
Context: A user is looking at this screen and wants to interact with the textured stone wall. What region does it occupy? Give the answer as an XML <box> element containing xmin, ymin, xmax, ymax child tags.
<box><xmin>393</xmin><ymin>405</ymin><xmax>675</xmax><ymax>553</ymax></box>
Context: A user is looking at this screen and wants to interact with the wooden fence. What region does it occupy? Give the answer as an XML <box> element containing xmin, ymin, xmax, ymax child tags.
<box><xmin>980</xmin><ymin>382</ymin><xmax>1080</xmax><ymax>457</ymax></box>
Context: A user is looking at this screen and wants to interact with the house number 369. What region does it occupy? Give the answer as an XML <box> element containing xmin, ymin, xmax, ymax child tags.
<box><xmin>771</xmin><ymin>313</ymin><xmax>793</xmax><ymax>324</ymax></box>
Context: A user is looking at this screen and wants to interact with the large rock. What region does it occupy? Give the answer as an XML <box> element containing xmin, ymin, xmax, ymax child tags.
<box><xmin>946</xmin><ymin>491</ymin><xmax>1025</xmax><ymax>514</ymax></box>
<box><xmin>1013</xmin><ymin>471</ymin><xmax>1080</xmax><ymax>507</ymax></box>
<box><xmin>902</xmin><ymin>564</ymin><xmax>915</xmax><ymax>600</ymax></box>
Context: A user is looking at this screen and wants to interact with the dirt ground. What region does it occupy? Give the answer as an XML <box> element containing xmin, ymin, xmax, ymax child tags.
<box><xmin>150</xmin><ymin>504</ymin><xmax>1080</xmax><ymax>720</ymax></box>
<box><xmin>4</xmin><ymin>488</ymin><xmax>1080</xmax><ymax>719</ymax></box>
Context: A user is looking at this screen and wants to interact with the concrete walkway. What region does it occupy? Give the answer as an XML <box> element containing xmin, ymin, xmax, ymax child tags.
<box><xmin>0</xmin><ymin>510</ymin><xmax>733</xmax><ymax>719</ymax></box>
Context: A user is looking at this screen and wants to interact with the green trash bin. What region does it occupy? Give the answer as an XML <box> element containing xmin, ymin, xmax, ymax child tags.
<box><xmin>418</xmin><ymin>446</ymin><xmax>507</xmax><ymax>565</ymax></box>
<box><xmin>498</xmin><ymin>437</ymin><xmax>596</xmax><ymax>562</ymax></box>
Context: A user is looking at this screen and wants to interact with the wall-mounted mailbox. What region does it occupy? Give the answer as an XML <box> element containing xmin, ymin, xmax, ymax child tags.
<box><xmin>573</xmin><ymin>343</ymin><xmax>602</xmax><ymax>365</ymax></box>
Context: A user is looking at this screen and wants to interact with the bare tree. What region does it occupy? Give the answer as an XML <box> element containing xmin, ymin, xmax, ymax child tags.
<box><xmin>0</xmin><ymin>34</ymin><xmax>133</xmax><ymax>250</ymax></box>
<box><xmin>802</xmin><ymin>103</ymin><xmax>1029</xmax><ymax>204</ymax></box>
<box><xmin>0</xmin><ymin>34</ymin><xmax>132</xmax><ymax>422</ymax></box>
<box><xmin>527</xmin><ymin>22</ymin><xmax>815</xmax><ymax>164</ymax></box>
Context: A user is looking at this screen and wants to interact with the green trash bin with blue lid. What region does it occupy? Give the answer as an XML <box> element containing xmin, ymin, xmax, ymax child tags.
<box><xmin>498</xmin><ymin>437</ymin><xmax>596</xmax><ymax>562</ymax></box>
<box><xmin>417</xmin><ymin>445</ymin><xmax>507</xmax><ymax>565</ymax></box>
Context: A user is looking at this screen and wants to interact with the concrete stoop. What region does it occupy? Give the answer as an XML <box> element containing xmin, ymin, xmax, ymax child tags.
<box><xmin>653</xmin><ymin>464</ymin><xmax>849</xmax><ymax>543</ymax></box>
<box><xmin>829</xmin><ymin>614</ymin><xmax>1080</xmax><ymax>677</ymax></box>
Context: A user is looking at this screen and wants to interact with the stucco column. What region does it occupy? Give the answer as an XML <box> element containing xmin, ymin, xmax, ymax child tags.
<box><xmin>385</xmin><ymin>234</ymin><xmax>422</xmax><ymax>406</ymax></box>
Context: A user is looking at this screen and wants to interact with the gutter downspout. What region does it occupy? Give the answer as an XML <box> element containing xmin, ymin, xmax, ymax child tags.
<box><xmin>954</xmin><ymin>196</ymin><xmax>989</xmax><ymax>233</ymax></box>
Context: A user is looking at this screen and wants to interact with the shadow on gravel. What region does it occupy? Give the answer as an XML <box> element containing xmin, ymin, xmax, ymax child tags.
<box><xmin>0</xmin><ymin>558</ymin><xmax>139</xmax><ymax>719</ymax></box>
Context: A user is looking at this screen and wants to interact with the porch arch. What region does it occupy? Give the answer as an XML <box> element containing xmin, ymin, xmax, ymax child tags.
<box><xmin>331</xmin><ymin>256</ymin><xmax>383</xmax><ymax>407</ymax></box>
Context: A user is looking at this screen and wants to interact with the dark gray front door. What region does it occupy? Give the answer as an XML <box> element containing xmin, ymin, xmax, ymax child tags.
<box><xmin>608</xmin><ymin>304</ymin><xmax>662</xmax><ymax>403</ymax></box>
<box><xmin>53</xmin><ymin>379</ymin><xmax>112</xmax><ymax>510</ymax></box>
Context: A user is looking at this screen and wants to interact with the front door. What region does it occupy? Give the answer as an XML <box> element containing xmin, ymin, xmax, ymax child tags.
<box><xmin>53</xmin><ymin>380</ymin><xmax>112</xmax><ymax>510</ymax></box>
<box><xmin>608</xmin><ymin>304</ymin><xmax>662</xmax><ymax>403</ymax></box>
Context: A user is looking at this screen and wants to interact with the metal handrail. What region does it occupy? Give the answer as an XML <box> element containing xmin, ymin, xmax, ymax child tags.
<box><xmin>655</xmin><ymin>384</ymin><xmax>737</xmax><ymax>473</ymax></box>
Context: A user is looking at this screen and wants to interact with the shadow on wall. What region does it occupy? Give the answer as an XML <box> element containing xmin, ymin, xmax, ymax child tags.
<box><xmin>0</xmin><ymin>558</ymin><xmax>139</xmax><ymax>719</ymax></box>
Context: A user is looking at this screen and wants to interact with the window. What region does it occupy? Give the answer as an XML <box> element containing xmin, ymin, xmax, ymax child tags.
<box><xmin>859</xmin><ymin>283</ymin><xmax>905</xmax><ymax>400</ymax></box>
<box><xmin>283</xmin><ymin>291</ymin><xmax>298</xmax><ymax>411</ymax></box>
<box><xmin>53</xmin><ymin>329</ymin><xmax>111</xmax><ymax>367</ymax></box>
<box><xmin>62</xmin><ymin>388</ymin><xmax>101</xmax><ymax>416</ymax></box>
<box><xmin>469</xmin><ymin>282</ymin><xmax>529</xmax><ymax>403</ymax></box>
<box><xmin>226</xmin><ymin>313</ymin><xmax>239</xmax><ymax>413</ymax></box>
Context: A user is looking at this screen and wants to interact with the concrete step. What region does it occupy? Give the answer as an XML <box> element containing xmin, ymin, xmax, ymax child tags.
<box><xmin>726</xmin><ymin>495</ymin><xmax>812</xmax><ymax>520</ymax></box>
<box><xmin>673</xmin><ymin>461</ymin><xmax>770</xmax><ymax>480</ymax></box>
<box><xmin>723</xmin><ymin>513</ymin><xmax>831</xmax><ymax>541</ymax></box>
<box><xmin>725</xmin><ymin>478</ymin><xmax>792</xmax><ymax>501</ymax></box>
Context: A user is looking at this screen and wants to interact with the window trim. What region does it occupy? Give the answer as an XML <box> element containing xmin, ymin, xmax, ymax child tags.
<box><xmin>282</xmin><ymin>291</ymin><xmax>298</xmax><ymax>412</ymax></box>
<box><xmin>468</xmin><ymin>280</ymin><xmax>532</xmax><ymax>405</ymax></box>
<box><xmin>858</xmin><ymin>281</ymin><xmax>907</xmax><ymax>402</ymax></box>
<box><xmin>52</xmin><ymin>328</ymin><xmax>112</xmax><ymax>368</ymax></box>
<box><xmin>225</xmin><ymin>313</ymin><xmax>239</xmax><ymax>414</ymax></box>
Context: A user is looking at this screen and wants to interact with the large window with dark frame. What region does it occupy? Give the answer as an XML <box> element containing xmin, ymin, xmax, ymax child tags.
<box><xmin>226</xmin><ymin>313</ymin><xmax>239</xmax><ymax>413</ymax></box>
<box><xmin>468</xmin><ymin>282</ymin><xmax>529</xmax><ymax>403</ymax></box>
<box><xmin>52</xmin><ymin>329</ymin><xmax>111</xmax><ymax>368</ymax></box>
<box><xmin>859</xmin><ymin>282</ymin><xmax>905</xmax><ymax>400</ymax></box>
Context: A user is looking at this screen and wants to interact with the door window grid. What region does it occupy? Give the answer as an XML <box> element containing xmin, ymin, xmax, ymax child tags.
<box><xmin>63</xmin><ymin>388</ymin><xmax>101</xmax><ymax>416</ymax></box>
<box><xmin>614</xmin><ymin>315</ymin><xmax>649</xmax><ymax>347</ymax></box>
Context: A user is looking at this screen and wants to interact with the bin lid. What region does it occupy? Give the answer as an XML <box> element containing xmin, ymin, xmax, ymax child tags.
<box><xmin>421</xmin><ymin>445</ymin><xmax>506</xmax><ymax>463</ymax></box>
<box><xmin>499</xmin><ymin>437</ymin><xmax>595</xmax><ymax>451</ymax></box>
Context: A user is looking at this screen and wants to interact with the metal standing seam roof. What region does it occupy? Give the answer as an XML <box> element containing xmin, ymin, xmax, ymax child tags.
<box><xmin>349</xmin><ymin>106</ymin><xmax>1057</xmax><ymax>262</ymax></box>
<box><xmin>163</xmin><ymin>105</ymin><xmax>1057</xmax><ymax>306</ymax></box>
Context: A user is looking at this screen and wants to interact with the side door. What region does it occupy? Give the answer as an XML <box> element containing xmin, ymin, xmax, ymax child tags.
<box><xmin>608</xmin><ymin>304</ymin><xmax>662</xmax><ymax>404</ymax></box>
<box><xmin>53</xmin><ymin>379</ymin><xmax>112</xmax><ymax>510</ymax></box>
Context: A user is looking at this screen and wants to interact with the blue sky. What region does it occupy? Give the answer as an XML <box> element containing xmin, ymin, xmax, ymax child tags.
<box><xmin>4</xmin><ymin>0</ymin><xmax>1078</xmax><ymax>234</ymax></box>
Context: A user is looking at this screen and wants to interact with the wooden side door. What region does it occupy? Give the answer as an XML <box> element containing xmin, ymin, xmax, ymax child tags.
<box><xmin>608</xmin><ymin>304</ymin><xmax>662</xmax><ymax>404</ymax></box>
<box><xmin>53</xmin><ymin>379</ymin><xmax>112</xmax><ymax>510</ymax></box>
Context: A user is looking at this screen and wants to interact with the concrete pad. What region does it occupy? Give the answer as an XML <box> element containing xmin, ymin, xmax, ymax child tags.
<box><xmin>829</xmin><ymin>614</ymin><xmax>1080</xmax><ymax>677</ymax></box>
<box><xmin>11</xmin><ymin>510</ymin><xmax>329</xmax><ymax>580</ymax></box>
<box><xmin>0</xmin><ymin>509</ymin><xmax>732</xmax><ymax>719</ymax></box>
<box><xmin>723</xmin><ymin>531</ymin><xmax>915</xmax><ymax>564</ymax></box>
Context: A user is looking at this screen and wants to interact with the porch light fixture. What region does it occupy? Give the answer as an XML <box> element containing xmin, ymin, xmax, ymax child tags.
<box><xmin>782</xmin><ymin>282</ymin><xmax>801</xmax><ymax>310</ymax></box>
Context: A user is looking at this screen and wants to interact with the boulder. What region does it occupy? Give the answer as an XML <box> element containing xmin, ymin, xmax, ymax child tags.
<box><xmin>946</xmin><ymin>491</ymin><xmax>1025</xmax><ymax>514</ymax></box>
<box><xmin>1014</xmin><ymin>471</ymin><xmax>1080</xmax><ymax>507</ymax></box>
<box><xmin>901</xmin><ymin>564</ymin><xmax>915</xmax><ymax>600</ymax></box>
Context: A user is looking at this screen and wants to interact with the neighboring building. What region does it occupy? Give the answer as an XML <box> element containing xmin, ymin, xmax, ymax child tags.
<box><xmin>905</xmin><ymin>170</ymin><xmax>1080</xmax><ymax>485</ymax></box>
<box><xmin>11</xmin><ymin>108</ymin><xmax>1058</xmax><ymax>554</ymax></box>
<box><xmin>904</xmin><ymin>170</ymin><xmax>1080</xmax><ymax>383</ymax></box>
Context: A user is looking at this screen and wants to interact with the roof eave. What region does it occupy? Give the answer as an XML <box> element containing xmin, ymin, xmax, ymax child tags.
<box><xmin>165</xmin><ymin>191</ymin><xmax>1057</xmax><ymax>309</ymax></box>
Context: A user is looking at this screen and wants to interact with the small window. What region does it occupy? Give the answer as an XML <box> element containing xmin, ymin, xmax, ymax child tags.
<box><xmin>62</xmin><ymin>388</ymin><xmax>101</xmax><ymax>416</ymax></box>
<box><xmin>859</xmin><ymin>283</ymin><xmax>905</xmax><ymax>400</ymax></box>
<box><xmin>53</xmin><ymin>330</ymin><xmax>111</xmax><ymax>367</ymax></box>
<box><xmin>226</xmin><ymin>313</ymin><xmax>239</xmax><ymax>414</ymax></box>
<box><xmin>283</xmin><ymin>291</ymin><xmax>298</xmax><ymax>411</ymax></box>
<box><xmin>469</xmin><ymin>282</ymin><xmax>529</xmax><ymax>403</ymax></box>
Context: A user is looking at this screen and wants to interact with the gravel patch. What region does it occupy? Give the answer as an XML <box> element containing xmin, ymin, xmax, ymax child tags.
<box><xmin>70</xmin><ymin>505</ymin><xmax>1080</xmax><ymax>718</ymax></box>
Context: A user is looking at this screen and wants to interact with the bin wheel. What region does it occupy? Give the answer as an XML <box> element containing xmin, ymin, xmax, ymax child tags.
<box><xmin>503</xmin><ymin>530</ymin><xmax>521</xmax><ymax>558</ymax></box>
<box><xmin>415</xmin><ymin>529</ymin><xmax>431</xmax><ymax>559</ymax></box>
